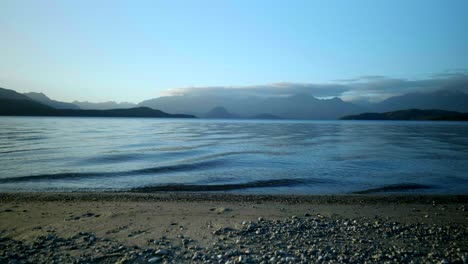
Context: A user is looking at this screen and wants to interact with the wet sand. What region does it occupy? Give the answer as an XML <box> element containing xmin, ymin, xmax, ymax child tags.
<box><xmin>0</xmin><ymin>193</ymin><xmax>467</xmax><ymax>263</ymax></box>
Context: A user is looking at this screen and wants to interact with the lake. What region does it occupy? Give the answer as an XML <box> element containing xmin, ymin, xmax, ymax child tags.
<box><xmin>0</xmin><ymin>117</ymin><xmax>467</xmax><ymax>194</ymax></box>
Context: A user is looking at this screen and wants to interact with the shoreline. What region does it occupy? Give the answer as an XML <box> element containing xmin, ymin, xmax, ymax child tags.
<box><xmin>1</xmin><ymin>192</ymin><xmax>467</xmax><ymax>263</ymax></box>
<box><xmin>1</xmin><ymin>192</ymin><xmax>468</xmax><ymax>203</ymax></box>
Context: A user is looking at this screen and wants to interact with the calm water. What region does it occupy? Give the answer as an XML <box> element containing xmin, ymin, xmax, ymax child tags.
<box><xmin>0</xmin><ymin>117</ymin><xmax>467</xmax><ymax>194</ymax></box>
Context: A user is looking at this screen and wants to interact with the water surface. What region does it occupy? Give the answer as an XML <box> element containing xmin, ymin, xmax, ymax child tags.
<box><xmin>0</xmin><ymin>117</ymin><xmax>467</xmax><ymax>194</ymax></box>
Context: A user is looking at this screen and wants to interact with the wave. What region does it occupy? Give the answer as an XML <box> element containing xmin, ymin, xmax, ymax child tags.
<box><xmin>0</xmin><ymin>150</ymin><xmax>289</xmax><ymax>184</ymax></box>
<box><xmin>80</xmin><ymin>150</ymin><xmax>285</xmax><ymax>166</ymax></box>
<box><xmin>0</xmin><ymin>147</ymin><xmax>55</xmax><ymax>154</ymax></box>
<box><xmin>143</xmin><ymin>143</ymin><xmax>217</xmax><ymax>152</ymax></box>
<box><xmin>183</xmin><ymin>150</ymin><xmax>287</xmax><ymax>163</ymax></box>
<box><xmin>82</xmin><ymin>153</ymin><xmax>146</xmax><ymax>164</ymax></box>
<box><xmin>0</xmin><ymin>159</ymin><xmax>223</xmax><ymax>184</ymax></box>
<box><xmin>353</xmin><ymin>183</ymin><xmax>433</xmax><ymax>194</ymax></box>
<box><xmin>129</xmin><ymin>178</ymin><xmax>326</xmax><ymax>192</ymax></box>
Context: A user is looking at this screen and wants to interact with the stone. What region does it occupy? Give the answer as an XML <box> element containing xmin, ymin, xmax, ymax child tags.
<box><xmin>148</xmin><ymin>256</ymin><xmax>162</xmax><ymax>263</ymax></box>
<box><xmin>155</xmin><ymin>249</ymin><xmax>171</xmax><ymax>256</ymax></box>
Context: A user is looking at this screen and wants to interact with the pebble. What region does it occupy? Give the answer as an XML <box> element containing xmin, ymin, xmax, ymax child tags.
<box><xmin>0</xmin><ymin>213</ymin><xmax>466</xmax><ymax>263</ymax></box>
<box><xmin>155</xmin><ymin>249</ymin><xmax>171</xmax><ymax>256</ymax></box>
<box><xmin>148</xmin><ymin>256</ymin><xmax>162</xmax><ymax>263</ymax></box>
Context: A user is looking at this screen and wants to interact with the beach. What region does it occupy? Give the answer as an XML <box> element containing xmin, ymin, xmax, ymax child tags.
<box><xmin>2</xmin><ymin>0</ymin><xmax>468</xmax><ymax>263</ymax></box>
<box><xmin>0</xmin><ymin>193</ymin><xmax>467</xmax><ymax>263</ymax></box>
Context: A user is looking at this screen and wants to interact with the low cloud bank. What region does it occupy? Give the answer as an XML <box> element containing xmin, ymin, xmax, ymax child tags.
<box><xmin>163</xmin><ymin>72</ymin><xmax>468</xmax><ymax>103</ymax></box>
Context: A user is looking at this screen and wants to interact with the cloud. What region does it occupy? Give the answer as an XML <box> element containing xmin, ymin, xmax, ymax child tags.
<box><xmin>164</xmin><ymin>82</ymin><xmax>349</xmax><ymax>98</ymax></box>
<box><xmin>334</xmin><ymin>75</ymin><xmax>387</xmax><ymax>83</ymax></box>
<box><xmin>162</xmin><ymin>72</ymin><xmax>468</xmax><ymax>103</ymax></box>
<box><xmin>340</xmin><ymin>72</ymin><xmax>468</xmax><ymax>102</ymax></box>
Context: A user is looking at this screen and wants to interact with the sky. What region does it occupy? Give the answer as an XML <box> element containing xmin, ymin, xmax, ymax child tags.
<box><xmin>1</xmin><ymin>0</ymin><xmax>467</xmax><ymax>103</ymax></box>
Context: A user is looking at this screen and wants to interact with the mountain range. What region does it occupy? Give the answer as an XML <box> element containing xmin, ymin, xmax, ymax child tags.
<box><xmin>0</xmin><ymin>88</ymin><xmax>194</xmax><ymax>118</ymax></box>
<box><xmin>342</xmin><ymin>109</ymin><xmax>468</xmax><ymax>121</ymax></box>
<box><xmin>1</xmin><ymin>86</ymin><xmax>467</xmax><ymax>119</ymax></box>
<box><xmin>138</xmin><ymin>90</ymin><xmax>468</xmax><ymax>119</ymax></box>
<box><xmin>72</xmin><ymin>101</ymin><xmax>137</xmax><ymax>110</ymax></box>
<box><xmin>138</xmin><ymin>94</ymin><xmax>365</xmax><ymax>119</ymax></box>
<box><xmin>24</xmin><ymin>92</ymin><xmax>80</xmax><ymax>109</ymax></box>
<box><xmin>204</xmin><ymin>106</ymin><xmax>239</xmax><ymax>119</ymax></box>
<box><xmin>372</xmin><ymin>90</ymin><xmax>468</xmax><ymax>113</ymax></box>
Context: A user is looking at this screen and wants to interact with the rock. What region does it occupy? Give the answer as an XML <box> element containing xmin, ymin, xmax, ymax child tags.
<box><xmin>215</xmin><ymin>207</ymin><xmax>232</xmax><ymax>214</ymax></box>
<box><xmin>148</xmin><ymin>256</ymin><xmax>162</xmax><ymax>263</ymax></box>
<box><xmin>155</xmin><ymin>249</ymin><xmax>171</xmax><ymax>256</ymax></box>
<box><xmin>1</xmin><ymin>207</ymin><xmax>466</xmax><ymax>264</ymax></box>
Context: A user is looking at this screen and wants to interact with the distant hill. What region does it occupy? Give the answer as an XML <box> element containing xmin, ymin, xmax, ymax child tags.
<box><xmin>139</xmin><ymin>94</ymin><xmax>364</xmax><ymax>119</ymax></box>
<box><xmin>24</xmin><ymin>92</ymin><xmax>80</xmax><ymax>109</ymax></box>
<box><xmin>0</xmin><ymin>87</ymin><xmax>33</xmax><ymax>100</ymax></box>
<box><xmin>73</xmin><ymin>101</ymin><xmax>137</xmax><ymax>110</ymax></box>
<box><xmin>373</xmin><ymin>90</ymin><xmax>468</xmax><ymax>113</ymax></box>
<box><xmin>0</xmin><ymin>87</ymin><xmax>194</xmax><ymax>118</ymax></box>
<box><xmin>47</xmin><ymin>107</ymin><xmax>195</xmax><ymax>118</ymax></box>
<box><xmin>0</xmin><ymin>87</ymin><xmax>57</xmax><ymax>115</ymax></box>
<box><xmin>0</xmin><ymin>103</ymin><xmax>195</xmax><ymax>118</ymax></box>
<box><xmin>0</xmin><ymin>99</ymin><xmax>54</xmax><ymax>114</ymax></box>
<box><xmin>341</xmin><ymin>109</ymin><xmax>468</xmax><ymax>121</ymax></box>
<box><xmin>5</xmin><ymin>86</ymin><xmax>468</xmax><ymax>120</ymax></box>
<box><xmin>204</xmin><ymin>106</ymin><xmax>238</xmax><ymax>119</ymax></box>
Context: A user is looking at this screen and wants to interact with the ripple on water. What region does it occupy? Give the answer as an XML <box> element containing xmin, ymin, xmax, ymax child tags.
<box><xmin>0</xmin><ymin>118</ymin><xmax>467</xmax><ymax>194</ymax></box>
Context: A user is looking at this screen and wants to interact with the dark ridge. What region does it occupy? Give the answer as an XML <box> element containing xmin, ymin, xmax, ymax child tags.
<box><xmin>204</xmin><ymin>106</ymin><xmax>239</xmax><ymax>119</ymax></box>
<box><xmin>0</xmin><ymin>87</ymin><xmax>195</xmax><ymax>118</ymax></box>
<box><xmin>0</xmin><ymin>160</ymin><xmax>223</xmax><ymax>184</ymax></box>
<box><xmin>374</xmin><ymin>89</ymin><xmax>468</xmax><ymax>113</ymax></box>
<box><xmin>130</xmin><ymin>178</ymin><xmax>320</xmax><ymax>192</ymax></box>
<box><xmin>0</xmin><ymin>99</ymin><xmax>195</xmax><ymax>118</ymax></box>
<box><xmin>72</xmin><ymin>101</ymin><xmax>137</xmax><ymax>110</ymax></box>
<box><xmin>23</xmin><ymin>92</ymin><xmax>80</xmax><ymax>109</ymax></box>
<box><xmin>0</xmin><ymin>87</ymin><xmax>34</xmax><ymax>100</ymax></box>
<box><xmin>353</xmin><ymin>183</ymin><xmax>433</xmax><ymax>194</ymax></box>
<box><xmin>341</xmin><ymin>109</ymin><xmax>468</xmax><ymax>121</ymax></box>
<box><xmin>0</xmin><ymin>99</ymin><xmax>54</xmax><ymax>113</ymax></box>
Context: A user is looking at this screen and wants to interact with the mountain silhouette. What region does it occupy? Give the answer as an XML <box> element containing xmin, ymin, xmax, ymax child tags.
<box><xmin>204</xmin><ymin>106</ymin><xmax>238</xmax><ymax>119</ymax></box>
<box><xmin>139</xmin><ymin>94</ymin><xmax>364</xmax><ymax>119</ymax></box>
<box><xmin>372</xmin><ymin>90</ymin><xmax>468</xmax><ymax>113</ymax></box>
<box><xmin>24</xmin><ymin>92</ymin><xmax>80</xmax><ymax>109</ymax></box>
<box><xmin>4</xmin><ymin>86</ymin><xmax>468</xmax><ymax>120</ymax></box>
<box><xmin>0</xmin><ymin>87</ymin><xmax>34</xmax><ymax>100</ymax></box>
<box><xmin>0</xmin><ymin>98</ymin><xmax>55</xmax><ymax>114</ymax></box>
<box><xmin>341</xmin><ymin>109</ymin><xmax>468</xmax><ymax>121</ymax></box>
<box><xmin>72</xmin><ymin>101</ymin><xmax>137</xmax><ymax>110</ymax></box>
<box><xmin>0</xmin><ymin>87</ymin><xmax>54</xmax><ymax>114</ymax></box>
<box><xmin>0</xmin><ymin>87</ymin><xmax>194</xmax><ymax>118</ymax></box>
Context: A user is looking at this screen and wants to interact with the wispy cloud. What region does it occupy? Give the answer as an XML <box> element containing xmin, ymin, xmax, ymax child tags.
<box><xmin>162</xmin><ymin>72</ymin><xmax>468</xmax><ymax>103</ymax></box>
<box><xmin>164</xmin><ymin>82</ymin><xmax>349</xmax><ymax>98</ymax></box>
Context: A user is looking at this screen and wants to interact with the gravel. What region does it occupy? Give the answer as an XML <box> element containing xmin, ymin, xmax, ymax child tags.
<box><xmin>1</xmin><ymin>214</ymin><xmax>467</xmax><ymax>263</ymax></box>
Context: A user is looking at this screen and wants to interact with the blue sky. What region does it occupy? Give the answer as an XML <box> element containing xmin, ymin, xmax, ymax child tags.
<box><xmin>1</xmin><ymin>0</ymin><xmax>467</xmax><ymax>103</ymax></box>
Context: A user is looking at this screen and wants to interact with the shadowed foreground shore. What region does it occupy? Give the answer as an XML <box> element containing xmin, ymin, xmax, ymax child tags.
<box><xmin>0</xmin><ymin>193</ymin><xmax>467</xmax><ymax>263</ymax></box>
